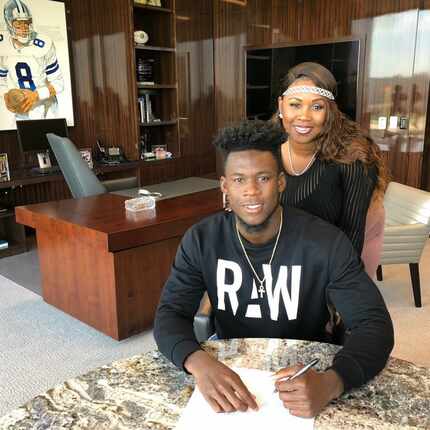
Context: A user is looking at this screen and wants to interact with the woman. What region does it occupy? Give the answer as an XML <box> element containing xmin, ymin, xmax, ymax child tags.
<box><xmin>276</xmin><ymin>62</ymin><xmax>388</xmax><ymax>278</ymax></box>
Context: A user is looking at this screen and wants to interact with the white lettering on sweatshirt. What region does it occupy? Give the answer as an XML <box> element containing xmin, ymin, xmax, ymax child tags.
<box><xmin>217</xmin><ymin>259</ymin><xmax>242</xmax><ymax>314</ymax></box>
<box><xmin>216</xmin><ymin>259</ymin><xmax>301</xmax><ymax>321</ymax></box>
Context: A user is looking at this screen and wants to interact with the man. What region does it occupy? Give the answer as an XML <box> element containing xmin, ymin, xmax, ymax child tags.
<box><xmin>0</xmin><ymin>0</ymin><xmax>64</xmax><ymax>119</ymax></box>
<box><xmin>154</xmin><ymin>120</ymin><xmax>394</xmax><ymax>418</ymax></box>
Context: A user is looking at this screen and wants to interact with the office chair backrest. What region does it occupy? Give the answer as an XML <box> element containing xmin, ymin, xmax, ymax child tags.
<box><xmin>384</xmin><ymin>182</ymin><xmax>430</xmax><ymax>226</ymax></box>
<box><xmin>46</xmin><ymin>133</ymin><xmax>107</xmax><ymax>198</ymax></box>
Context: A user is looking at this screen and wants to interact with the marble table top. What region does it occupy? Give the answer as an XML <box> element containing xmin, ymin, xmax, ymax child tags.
<box><xmin>1</xmin><ymin>339</ymin><xmax>429</xmax><ymax>429</ymax></box>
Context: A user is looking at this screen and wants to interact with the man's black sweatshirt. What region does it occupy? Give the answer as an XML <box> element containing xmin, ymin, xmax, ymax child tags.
<box><xmin>154</xmin><ymin>206</ymin><xmax>394</xmax><ymax>391</ymax></box>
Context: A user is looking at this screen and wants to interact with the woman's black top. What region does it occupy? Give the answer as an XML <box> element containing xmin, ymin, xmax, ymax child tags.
<box><xmin>281</xmin><ymin>157</ymin><xmax>378</xmax><ymax>255</ymax></box>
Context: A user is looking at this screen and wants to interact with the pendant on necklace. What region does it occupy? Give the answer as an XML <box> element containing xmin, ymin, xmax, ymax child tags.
<box><xmin>258</xmin><ymin>282</ymin><xmax>265</xmax><ymax>298</ymax></box>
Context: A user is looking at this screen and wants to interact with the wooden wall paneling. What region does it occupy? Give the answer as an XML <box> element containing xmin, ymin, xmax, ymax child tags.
<box><xmin>301</xmin><ymin>0</ymin><xmax>354</xmax><ymax>40</ymax></box>
<box><xmin>271</xmin><ymin>0</ymin><xmax>301</xmax><ymax>43</ymax></box>
<box><xmin>96</xmin><ymin>0</ymin><xmax>138</xmax><ymax>160</ymax></box>
<box><xmin>398</xmin><ymin>0</ymin><xmax>422</xmax><ymax>10</ymax></box>
<box><xmin>0</xmin><ymin>132</ymin><xmax>20</xmax><ymax>169</ymax></box>
<box><xmin>69</xmin><ymin>0</ymin><xmax>139</xmax><ymax>159</ymax></box>
<box><xmin>406</xmin><ymin>153</ymin><xmax>423</xmax><ymax>187</ymax></box>
<box><xmin>176</xmin><ymin>0</ymin><xmax>216</xmax><ymax>160</ymax></box>
<box><xmin>247</xmin><ymin>0</ymin><xmax>272</xmax><ymax>46</ymax></box>
<box><xmin>213</xmin><ymin>0</ymin><xmax>248</xmax><ymax>128</ymax></box>
<box><xmin>68</xmin><ymin>0</ymin><xmax>97</xmax><ymax>149</ymax></box>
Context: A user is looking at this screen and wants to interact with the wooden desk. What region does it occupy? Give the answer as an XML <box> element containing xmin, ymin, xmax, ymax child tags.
<box><xmin>0</xmin><ymin>161</ymin><xmax>141</xmax><ymax>190</ymax></box>
<box><xmin>1</xmin><ymin>339</ymin><xmax>428</xmax><ymax>428</ymax></box>
<box><xmin>15</xmin><ymin>189</ymin><xmax>222</xmax><ymax>340</ymax></box>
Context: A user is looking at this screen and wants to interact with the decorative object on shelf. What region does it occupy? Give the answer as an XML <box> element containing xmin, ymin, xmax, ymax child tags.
<box><xmin>138</xmin><ymin>91</ymin><xmax>160</xmax><ymax>123</ymax></box>
<box><xmin>79</xmin><ymin>148</ymin><xmax>94</xmax><ymax>169</ymax></box>
<box><xmin>36</xmin><ymin>152</ymin><xmax>52</xmax><ymax>169</ymax></box>
<box><xmin>135</xmin><ymin>0</ymin><xmax>162</xmax><ymax>6</ymax></box>
<box><xmin>152</xmin><ymin>145</ymin><xmax>171</xmax><ymax>160</ymax></box>
<box><xmin>140</xmin><ymin>129</ymin><xmax>152</xmax><ymax>158</ymax></box>
<box><xmin>0</xmin><ymin>153</ymin><xmax>10</xmax><ymax>182</ymax></box>
<box><xmin>136</xmin><ymin>58</ymin><xmax>155</xmax><ymax>85</ymax></box>
<box><xmin>134</xmin><ymin>30</ymin><xmax>149</xmax><ymax>45</ymax></box>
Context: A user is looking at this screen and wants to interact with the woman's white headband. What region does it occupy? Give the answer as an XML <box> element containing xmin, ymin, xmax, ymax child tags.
<box><xmin>282</xmin><ymin>86</ymin><xmax>335</xmax><ymax>100</ymax></box>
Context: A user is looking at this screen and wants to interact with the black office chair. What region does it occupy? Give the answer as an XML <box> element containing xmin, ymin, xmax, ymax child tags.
<box><xmin>193</xmin><ymin>312</ymin><xmax>215</xmax><ymax>343</ymax></box>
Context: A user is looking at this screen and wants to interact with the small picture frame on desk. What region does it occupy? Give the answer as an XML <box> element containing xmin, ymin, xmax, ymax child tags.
<box><xmin>79</xmin><ymin>148</ymin><xmax>94</xmax><ymax>169</ymax></box>
<box><xmin>0</xmin><ymin>153</ymin><xmax>10</xmax><ymax>182</ymax></box>
<box><xmin>151</xmin><ymin>144</ymin><xmax>168</xmax><ymax>160</ymax></box>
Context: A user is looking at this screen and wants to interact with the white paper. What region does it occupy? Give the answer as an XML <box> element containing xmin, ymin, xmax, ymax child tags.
<box><xmin>378</xmin><ymin>116</ymin><xmax>387</xmax><ymax>130</ymax></box>
<box><xmin>389</xmin><ymin>115</ymin><xmax>398</xmax><ymax>129</ymax></box>
<box><xmin>175</xmin><ymin>367</ymin><xmax>314</xmax><ymax>430</ymax></box>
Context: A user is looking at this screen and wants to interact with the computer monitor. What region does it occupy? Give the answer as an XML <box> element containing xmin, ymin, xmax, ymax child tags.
<box><xmin>16</xmin><ymin>118</ymin><xmax>68</xmax><ymax>171</ymax></box>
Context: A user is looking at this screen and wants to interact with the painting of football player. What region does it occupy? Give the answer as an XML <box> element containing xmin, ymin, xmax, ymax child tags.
<box><xmin>0</xmin><ymin>0</ymin><xmax>64</xmax><ymax>120</ymax></box>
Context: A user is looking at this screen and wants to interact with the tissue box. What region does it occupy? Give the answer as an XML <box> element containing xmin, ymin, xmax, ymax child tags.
<box><xmin>125</xmin><ymin>196</ymin><xmax>155</xmax><ymax>212</ymax></box>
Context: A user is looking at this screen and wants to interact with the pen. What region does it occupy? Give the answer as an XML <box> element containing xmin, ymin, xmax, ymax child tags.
<box><xmin>139</xmin><ymin>189</ymin><xmax>163</xmax><ymax>198</ymax></box>
<box><xmin>273</xmin><ymin>358</ymin><xmax>319</xmax><ymax>393</ymax></box>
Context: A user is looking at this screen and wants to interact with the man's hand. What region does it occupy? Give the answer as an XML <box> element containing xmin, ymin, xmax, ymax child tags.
<box><xmin>184</xmin><ymin>350</ymin><xmax>259</xmax><ymax>413</ymax></box>
<box><xmin>274</xmin><ymin>366</ymin><xmax>344</xmax><ymax>418</ymax></box>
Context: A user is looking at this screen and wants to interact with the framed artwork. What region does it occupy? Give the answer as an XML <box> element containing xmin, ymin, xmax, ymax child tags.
<box><xmin>0</xmin><ymin>153</ymin><xmax>10</xmax><ymax>182</ymax></box>
<box><xmin>79</xmin><ymin>148</ymin><xmax>93</xmax><ymax>169</ymax></box>
<box><xmin>0</xmin><ymin>0</ymin><xmax>75</xmax><ymax>131</ymax></box>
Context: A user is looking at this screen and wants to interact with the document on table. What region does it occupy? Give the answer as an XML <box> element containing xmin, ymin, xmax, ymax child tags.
<box><xmin>175</xmin><ymin>367</ymin><xmax>314</xmax><ymax>430</ymax></box>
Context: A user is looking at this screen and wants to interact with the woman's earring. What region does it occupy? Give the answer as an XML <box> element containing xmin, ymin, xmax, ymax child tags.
<box><xmin>278</xmin><ymin>113</ymin><xmax>283</xmax><ymax>118</ymax></box>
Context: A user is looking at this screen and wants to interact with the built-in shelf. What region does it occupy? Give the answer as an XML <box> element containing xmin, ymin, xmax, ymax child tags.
<box><xmin>140</xmin><ymin>119</ymin><xmax>178</xmax><ymax>127</ymax></box>
<box><xmin>247</xmin><ymin>55</ymin><xmax>271</xmax><ymax>60</ymax></box>
<box><xmin>247</xmin><ymin>85</ymin><xmax>270</xmax><ymax>89</ymax></box>
<box><xmin>248</xmin><ymin>112</ymin><xmax>270</xmax><ymax>117</ymax></box>
<box><xmin>133</xmin><ymin>0</ymin><xmax>179</xmax><ymax>159</ymax></box>
<box><xmin>137</xmin><ymin>83</ymin><xmax>177</xmax><ymax>89</ymax></box>
<box><xmin>135</xmin><ymin>44</ymin><xmax>175</xmax><ymax>52</ymax></box>
<box><xmin>133</xmin><ymin>3</ymin><xmax>173</xmax><ymax>13</ymax></box>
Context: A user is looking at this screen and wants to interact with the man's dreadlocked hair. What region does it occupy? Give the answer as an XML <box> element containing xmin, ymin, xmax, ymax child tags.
<box><xmin>213</xmin><ymin>120</ymin><xmax>286</xmax><ymax>172</ymax></box>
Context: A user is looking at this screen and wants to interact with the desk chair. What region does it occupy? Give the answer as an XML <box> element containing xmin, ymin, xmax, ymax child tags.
<box><xmin>46</xmin><ymin>134</ymin><xmax>137</xmax><ymax>198</ymax></box>
<box><xmin>377</xmin><ymin>182</ymin><xmax>430</xmax><ymax>307</ymax></box>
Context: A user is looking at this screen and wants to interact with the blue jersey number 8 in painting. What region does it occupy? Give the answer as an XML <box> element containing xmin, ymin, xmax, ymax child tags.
<box><xmin>15</xmin><ymin>62</ymin><xmax>36</xmax><ymax>91</ymax></box>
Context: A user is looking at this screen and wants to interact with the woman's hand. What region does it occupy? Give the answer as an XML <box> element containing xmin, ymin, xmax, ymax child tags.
<box><xmin>184</xmin><ymin>350</ymin><xmax>259</xmax><ymax>413</ymax></box>
<box><xmin>274</xmin><ymin>365</ymin><xmax>344</xmax><ymax>418</ymax></box>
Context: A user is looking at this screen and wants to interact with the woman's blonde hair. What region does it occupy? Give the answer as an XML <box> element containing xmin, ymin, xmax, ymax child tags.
<box><xmin>276</xmin><ymin>62</ymin><xmax>389</xmax><ymax>199</ymax></box>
